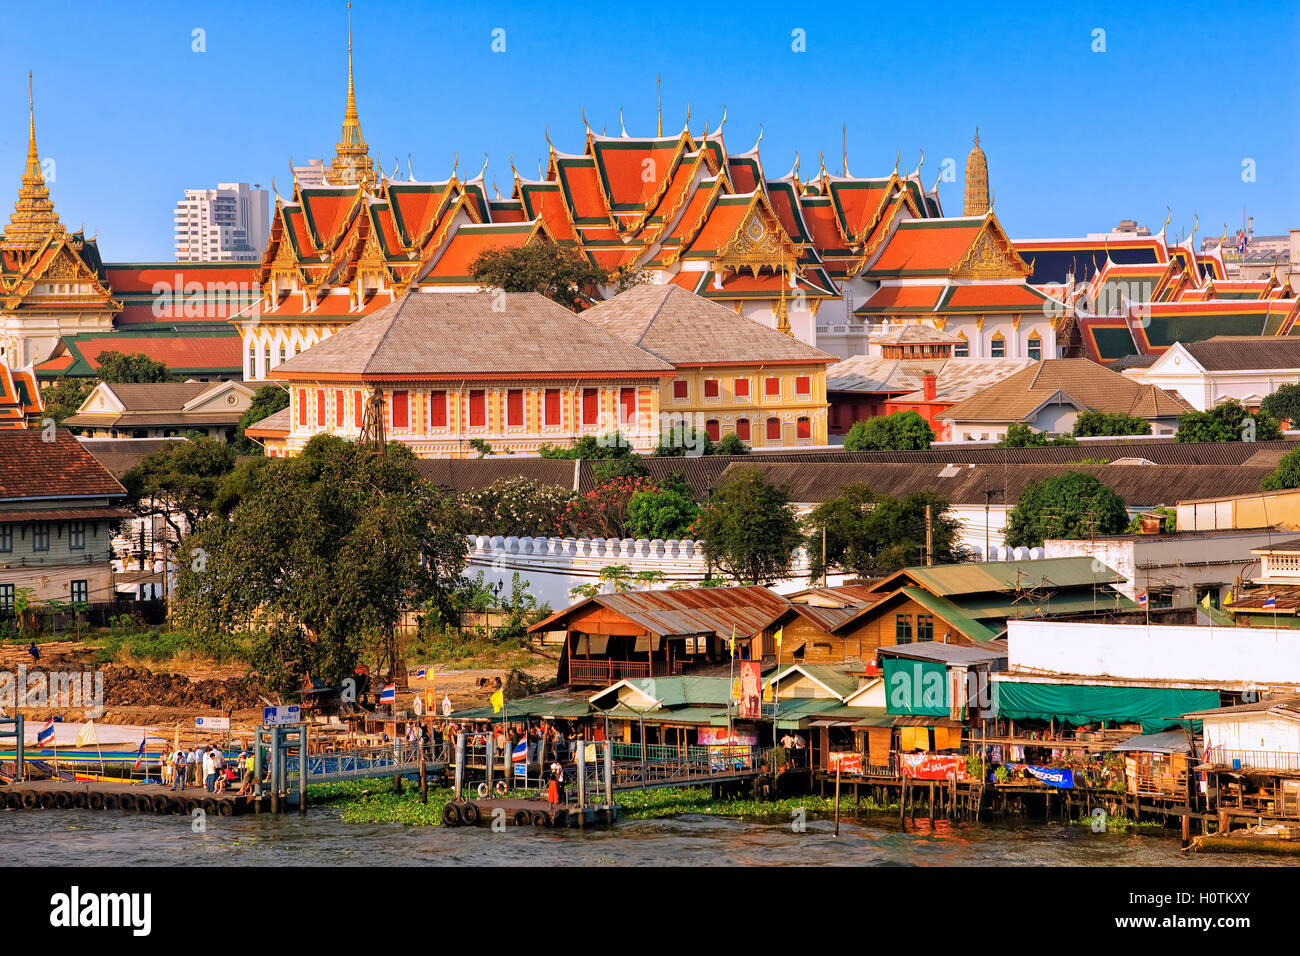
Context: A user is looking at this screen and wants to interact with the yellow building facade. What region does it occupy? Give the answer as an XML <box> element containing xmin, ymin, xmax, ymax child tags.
<box><xmin>661</xmin><ymin>363</ymin><xmax>830</xmax><ymax>447</ymax></box>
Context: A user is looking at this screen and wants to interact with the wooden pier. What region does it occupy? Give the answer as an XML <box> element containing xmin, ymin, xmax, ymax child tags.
<box><xmin>440</xmin><ymin>796</ymin><xmax>616</xmax><ymax>829</ymax></box>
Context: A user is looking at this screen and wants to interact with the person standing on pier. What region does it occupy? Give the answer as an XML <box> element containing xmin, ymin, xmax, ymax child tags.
<box><xmin>171</xmin><ymin>750</ymin><xmax>187</xmax><ymax>791</ymax></box>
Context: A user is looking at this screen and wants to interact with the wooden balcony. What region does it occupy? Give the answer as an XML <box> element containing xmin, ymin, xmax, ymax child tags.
<box><xmin>567</xmin><ymin>658</ymin><xmax>683</xmax><ymax>688</ymax></box>
<box><xmin>1207</xmin><ymin>749</ymin><xmax>1300</xmax><ymax>775</ymax></box>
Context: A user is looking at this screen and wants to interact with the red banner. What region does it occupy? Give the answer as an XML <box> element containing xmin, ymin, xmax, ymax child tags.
<box><xmin>901</xmin><ymin>753</ymin><xmax>964</xmax><ymax>780</ymax></box>
<box><xmin>828</xmin><ymin>752</ymin><xmax>862</xmax><ymax>775</ymax></box>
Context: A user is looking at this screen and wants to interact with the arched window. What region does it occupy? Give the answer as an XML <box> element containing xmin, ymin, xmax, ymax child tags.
<box><xmin>248</xmin><ymin>342</ymin><xmax>256</xmax><ymax>376</ymax></box>
<box><xmin>954</xmin><ymin>333</ymin><xmax>969</xmax><ymax>358</ymax></box>
<box><xmin>766</xmin><ymin>417</ymin><xmax>782</xmax><ymax>441</ymax></box>
<box><xmin>264</xmin><ymin>344</ymin><xmax>271</xmax><ymax>373</ymax></box>
<box><xmin>796</xmin><ymin>416</ymin><xmax>812</xmax><ymax>440</ymax></box>
<box><xmin>1027</xmin><ymin>332</ymin><xmax>1042</xmax><ymax>361</ymax></box>
<box><xmin>736</xmin><ymin>418</ymin><xmax>751</xmax><ymax>441</ymax></box>
<box><xmin>705</xmin><ymin>419</ymin><xmax>720</xmax><ymax>441</ymax></box>
<box><xmin>990</xmin><ymin>332</ymin><xmax>1006</xmax><ymax>358</ymax></box>
<box><xmin>279</xmin><ymin>344</ymin><xmax>286</xmax><ymax>365</ymax></box>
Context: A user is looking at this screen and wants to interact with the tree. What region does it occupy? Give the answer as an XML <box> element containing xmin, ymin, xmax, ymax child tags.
<box><xmin>1003</xmin><ymin>471</ymin><xmax>1129</xmax><ymax>548</ymax></box>
<box><xmin>38</xmin><ymin>377</ymin><xmax>95</xmax><ymax>424</ymax></box>
<box><xmin>172</xmin><ymin>435</ymin><xmax>468</xmax><ymax>691</ymax></box>
<box><xmin>540</xmin><ymin>432</ymin><xmax>635</xmax><ymax>459</ymax></box>
<box><xmin>1175</xmin><ymin>399</ymin><xmax>1282</xmax><ymax>443</ymax></box>
<box><xmin>1262</xmin><ymin>448</ymin><xmax>1300</xmax><ymax>491</ymax></box>
<box><xmin>1261</xmin><ymin>384</ymin><xmax>1300</xmax><ymax>428</ymax></box>
<box><xmin>714</xmin><ymin>433</ymin><xmax>750</xmax><ymax>456</ymax></box>
<box><xmin>93</xmin><ymin>350</ymin><xmax>179</xmax><ymax>383</ymax></box>
<box><xmin>1072</xmin><ymin>411</ymin><xmax>1151</xmax><ymax>437</ymax></box>
<box><xmin>468</xmin><ymin>438</ymin><xmax>494</xmax><ymax>458</ymax></box>
<box><xmin>122</xmin><ymin>436</ymin><xmax>237</xmax><ymax>546</ymax></box>
<box><xmin>693</xmin><ymin>467</ymin><xmax>803</xmax><ymax>584</ymax></box>
<box><xmin>805</xmin><ymin>483</ymin><xmax>967</xmax><ymax>580</ymax></box>
<box><xmin>557</xmin><ymin>475</ymin><xmax>658</xmax><ymax>538</ymax></box>
<box><xmin>470</xmin><ymin>242</ymin><xmax>613</xmax><ymax>312</ymax></box>
<box><xmin>655</xmin><ymin>425</ymin><xmax>716</xmax><ymax>457</ymax></box>
<box><xmin>843</xmin><ymin>411</ymin><xmax>934</xmax><ymax>451</ymax></box>
<box><xmin>458</xmin><ymin>476</ymin><xmax>575</xmax><ymax>536</ymax></box>
<box><xmin>627</xmin><ymin>487</ymin><xmax>699</xmax><ymax>540</ymax></box>
<box><xmin>234</xmin><ymin>384</ymin><xmax>289</xmax><ymax>454</ymax></box>
<box><xmin>997</xmin><ymin>423</ymin><xmax>1078</xmax><ymax>447</ymax></box>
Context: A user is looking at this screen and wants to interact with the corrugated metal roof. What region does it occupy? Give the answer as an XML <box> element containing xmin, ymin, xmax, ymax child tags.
<box><xmin>878</xmin><ymin>643</ymin><xmax>1007</xmax><ymax>665</ymax></box>
<box><xmin>898</xmin><ymin>587</ymin><xmax>1003</xmax><ymax>643</ymax></box>
<box><xmin>892</xmin><ymin>557</ymin><xmax>1125</xmax><ymax>596</ymax></box>
<box><xmin>530</xmin><ymin>585</ymin><xmax>790</xmax><ymax>638</ymax></box>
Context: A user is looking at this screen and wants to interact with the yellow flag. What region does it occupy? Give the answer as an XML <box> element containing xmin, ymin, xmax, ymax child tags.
<box><xmin>1201</xmin><ymin>592</ymin><xmax>1212</xmax><ymax>610</ymax></box>
<box><xmin>490</xmin><ymin>690</ymin><xmax>504</xmax><ymax>713</ymax></box>
<box><xmin>774</xmin><ymin>626</ymin><xmax>783</xmax><ymax>648</ymax></box>
<box><xmin>584</xmin><ymin>743</ymin><xmax>597</xmax><ymax>763</ymax></box>
<box><xmin>763</xmin><ymin>682</ymin><xmax>774</xmax><ymax>702</ymax></box>
<box><xmin>76</xmin><ymin>721</ymin><xmax>98</xmax><ymax>748</ymax></box>
<box><xmin>1224</xmin><ymin>591</ymin><xmax>1233</xmax><ymax>606</ymax></box>
<box><xmin>731</xmin><ymin>678</ymin><xmax>741</xmax><ymax>701</ymax></box>
<box><xmin>729</xmin><ymin>627</ymin><xmax>736</xmax><ymax>658</ymax></box>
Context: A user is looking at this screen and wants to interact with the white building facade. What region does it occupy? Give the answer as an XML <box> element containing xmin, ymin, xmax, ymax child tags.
<box><xmin>173</xmin><ymin>182</ymin><xmax>269</xmax><ymax>262</ymax></box>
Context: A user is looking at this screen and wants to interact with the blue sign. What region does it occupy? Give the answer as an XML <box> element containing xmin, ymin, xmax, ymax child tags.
<box><xmin>263</xmin><ymin>705</ymin><xmax>301</xmax><ymax>726</ymax></box>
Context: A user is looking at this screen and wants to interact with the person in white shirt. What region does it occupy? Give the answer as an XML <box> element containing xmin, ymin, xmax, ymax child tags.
<box><xmin>203</xmin><ymin>749</ymin><xmax>216</xmax><ymax>792</ymax></box>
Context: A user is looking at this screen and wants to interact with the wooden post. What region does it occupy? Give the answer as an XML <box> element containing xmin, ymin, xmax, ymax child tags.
<box><xmin>576</xmin><ymin>739</ymin><xmax>587</xmax><ymax>810</ymax></box>
<box><xmin>453</xmin><ymin>733</ymin><xmax>465</xmax><ymax>800</ymax></box>
<box><xmin>1181</xmin><ymin>812</ymin><xmax>1191</xmax><ymax>848</ymax></box>
<box><xmin>833</xmin><ymin>765</ymin><xmax>842</xmax><ymax>837</ymax></box>
<box><xmin>419</xmin><ymin>728</ymin><xmax>428</xmax><ymax>804</ymax></box>
<box><xmin>604</xmin><ymin>740</ymin><xmax>615</xmax><ymax>807</ymax></box>
<box><xmin>298</xmin><ymin>724</ymin><xmax>308</xmax><ymax>816</ymax></box>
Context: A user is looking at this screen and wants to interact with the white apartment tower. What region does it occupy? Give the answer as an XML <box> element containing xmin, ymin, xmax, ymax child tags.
<box><xmin>173</xmin><ymin>182</ymin><xmax>269</xmax><ymax>262</ymax></box>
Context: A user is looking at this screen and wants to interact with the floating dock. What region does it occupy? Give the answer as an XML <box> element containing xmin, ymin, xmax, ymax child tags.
<box><xmin>440</xmin><ymin>797</ymin><xmax>616</xmax><ymax>829</ymax></box>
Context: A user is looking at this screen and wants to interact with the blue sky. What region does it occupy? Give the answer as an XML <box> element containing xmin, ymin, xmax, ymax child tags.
<box><xmin>2</xmin><ymin>0</ymin><xmax>1296</xmax><ymax>261</ymax></box>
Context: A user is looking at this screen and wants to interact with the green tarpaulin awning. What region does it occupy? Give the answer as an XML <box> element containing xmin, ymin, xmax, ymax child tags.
<box><xmin>883</xmin><ymin>656</ymin><xmax>953</xmax><ymax>717</ymax></box>
<box><xmin>995</xmin><ymin>681</ymin><xmax>1219</xmax><ymax>734</ymax></box>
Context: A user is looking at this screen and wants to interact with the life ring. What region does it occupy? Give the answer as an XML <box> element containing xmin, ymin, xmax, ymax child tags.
<box><xmin>460</xmin><ymin>802</ymin><xmax>482</xmax><ymax>826</ymax></box>
<box><xmin>441</xmin><ymin>802</ymin><xmax>462</xmax><ymax>827</ymax></box>
<box><xmin>531</xmin><ymin>810</ymin><xmax>551</xmax><ymax>827</ymax></box>
<box><xmin>512</xmin><ymin>809</ymin><xmax>531</xmax><ymax>827</ymax></box>
<box><xmin>476</xmin><ymin>782</ymin><xmax>490</xmax><ymax>798</ymax></box>
<box><xmin>494</xmin><ymin>779</ymin><xmax>508</xmax><ymax>796</ymax></box>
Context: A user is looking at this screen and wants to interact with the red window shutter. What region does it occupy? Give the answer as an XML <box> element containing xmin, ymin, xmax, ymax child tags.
<box><xmin>704</xmin><ymin>379</ymin><xmax>719</xmax><ymax>399</ymax></box>
<box><xmin>734</xmin><ymin>378</ymin><xmax>750</xmax><ymax>397</ymax></box>
<box><xmin>392</xmin><ymin>390</ymin><xmax>409</xmax><ymax>428</ymax></box>
<box><xmin>297</xmin><ymin>389</ymin><xmax>307</xmax><ymax>426</ymax></box>
<box><xmin>354</xmin><ymin>391</ymin><xmax>363</xmax><ymax>427</ymax></box>
<box><xmin>796</xmin><ymin>376</ymin><xmax>811</xmax><ymax>395</ymax></box>
<box><xmin>765</xmin><ymin>377</ymin><xmax>781</xmax><ymax>396</ymax></box>
<box><xmin>469</xmin><ymin>390</ymin><xmax>486</xmax><ymax>427</ymax></box>
<box><xmin>315</xmin><ymin>390</ymin><xmax>325</xmax><ymax>426</ymax></box>
<box><xmin>736</xmin><ymin>418</ymin><xmax>750</xmax><ymax>441</ymax></box>
<box><xmin>797</xmin><ymin>416</ymin><xmax>811</xmax><ymax>439</ymax></box>
<box><xmin>582</xmin><ymin>388</ymin><xmax>598</xmax><ymax>425</ymax></box>
<box><xmin>430</xmin><ymin>391</ymin><xmax>446</xmax><ymax>428</ymax></box>
<box><xmin>335</xmin><ymin>390</ymin><xmax>344</xmax><ymax>427</ymax></box>
<box><xmin>620</xmin><ymin>388</ymin><xmax>636</xmax><ymax>425</ymax></box>
<box><xmin>545</xmin><ymin>389</ymin><xmax>561</xmax><ymax>426</ymax></box>
<box><xmin>672</xmin><ymin>380</ymin><xmax>688</xmax><ymax>400</ymax></box>
<box><xmin>766</xmin><ymin>417</ymin><xmax>782</xmax><ymax>440</ymax></box>
<box><xmin>507</xmin><ymin>389</ymin><xmax>524</xmax><ymax>426</ymax></box>
<box><xmin>705</xmin><ymin>419</ymin><xmax>720</xmax><ymax>441</ymax></box>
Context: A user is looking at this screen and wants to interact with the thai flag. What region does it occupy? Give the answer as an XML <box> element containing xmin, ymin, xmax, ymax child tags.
<box><xmin>415</xmin><ymin>667</ymin><xmax>427</xmax><ymax>680</ymax></box>
<box><xmin>36</xmin><ymin>717</ymin><xmax>55</xmax><ymax>746</ymax></box>
<box><xmin>380</xmin><ymin>684</ymin><xmax>396</xmax><ymax>703</ymax></box>
<box><xmin>1237</xmin><ymin>230</ymin><xmax>1248</xmax><ymax>254</ymax></box>
<box><xmin>1137</xmin><ymin>591</ymin><xmax>1148</xmax><ymax>607</ymax></box>
<box><xmin>132</xmin><ymin>737</ymin><xmax>146</xmax><ymax>771</ymax></box>
<box><xmin>1264</xmin><ymin>595</ymin><xmax>1277</xmax><ymax>610</ymax></box>
<box><xmin>512</xmin><ymin>738</ymin><xmax>528</xmax><ymax>777</ymax></box>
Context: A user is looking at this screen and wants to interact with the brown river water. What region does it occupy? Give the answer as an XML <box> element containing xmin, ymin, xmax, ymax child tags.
<box><xmin>2</xmin><ymin>808</ymin><xmax>1288</xmax><ymax>866</ymax></box>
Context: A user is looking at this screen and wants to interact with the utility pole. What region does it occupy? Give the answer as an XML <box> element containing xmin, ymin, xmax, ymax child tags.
<box><xmin>821</xmin><ymin>525</ymin><xmax>828</xmax><ymax>586</ymax></box>
<box><xmin>925</xmin><ymin>504</ymin><xmax>933</xmax><ymax>566</ymax></box>
<box><xmin>984</xmin><ymin>489</ymin><xmax>1003</xmax><ymax>562</ymax></box>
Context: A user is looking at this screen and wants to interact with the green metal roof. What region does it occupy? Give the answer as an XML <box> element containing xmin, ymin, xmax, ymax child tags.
<box><xmin>901</xmin><ymin>587</ymin><xmax>1003</xmax><ymax>643</ymax></box>
<box><xmin>600</xmin><ymin>705</ymin><xmax>727</xmax><ymax>726</ymax></box>
<box><xmin>947</xmin><ymin>591</ymin><xmax>1140</xmax><ymax>620</ymax></box>
<box><xmin>773</xmin><ymin>664</ymin><xmax>861</xmax><ymax>700</ymax></box>
<box><xmin>891</xmin><ymin>557</ymin><xmax>1125</xmax><ymax>597</ymax></box>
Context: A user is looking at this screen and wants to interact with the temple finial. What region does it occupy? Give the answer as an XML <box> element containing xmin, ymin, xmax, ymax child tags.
<box><xmin>657</xmin><ymin>75</ymin><xmax>662</xmax><ymax>137</ymax></box>
<box><xmin>329</xmin><ymin>1</ymin><xmax>374</xmax><ymax>187</ymax></box>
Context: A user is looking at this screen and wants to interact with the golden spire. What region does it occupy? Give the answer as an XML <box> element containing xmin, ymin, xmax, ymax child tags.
<box><xmin>963</xmin><ymin>126</ymin><xmax>989</xmax><ymax>217</ymax></box>
<box><xmin>3</xmin><ymin>72</ymin><xmax>65</xmax><ymax>252</ymax></box>
<box><xmin>657</xmin><ymin>75</ymin><xmax>662</xmax><ymax>137</ymax></box>
<box><xmin>327</xmin><ymin>2</ymin><xmax>376</xmax><ymax>188</ymax></box>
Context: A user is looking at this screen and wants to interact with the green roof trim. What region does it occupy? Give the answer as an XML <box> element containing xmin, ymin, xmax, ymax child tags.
<box><xmin>901</xmin><ymin>587</ymin><xmax>1003</xmax><ymax>643</ymax></box>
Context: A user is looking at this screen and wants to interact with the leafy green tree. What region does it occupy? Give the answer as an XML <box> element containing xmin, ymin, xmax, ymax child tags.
<box><xmin>655</xmin><ymin>424</ymin><xmax>716</xmax><ymax>457</ymax></box>
<box><xmin>1072</xmin><ymin>411</ymin><xmax>1151</xmax><ymax>437</ymax></box>
<box><xmin>468</xmin><ymin>438</ymin><xmax>494</xmax><ymax>458</ymax></box>
<box><xmin>458</xmin><ymin>476</ymin><xmax>575</xmax><ymax>536</ymax></box>
<box><xmin>122</xmin><ymin>436</ymin><xmax>237</xmax><ymax>544</ymax></box>
<box><xmin>540</xmin><ymin>432</ymin><xmax>635</xmax><ymax>459</ymax></box>
<box><xmin>592</xmin><ymin>456</ymin><xmax>649</xmax><ymax>482</ymax></box>
<box><xmin>714</xmin><ymin>433</ymin><xmax>750</xmax><ymax>456</ymax></box>
<box><xmin>693</xmin><ymin>467</ymin><xmax>803</xmax><ymax>584</ymax></box>
<box><xmin>213</xmin><ymin>457</ymin><xmax>272</xmax><ymax>517</ymax></box>
<box><xmin>1260</xmin><ymin>384</ymin><xmax>1300</xmax><ymax>428</ymax></box>
<box><xmin>1175</xmin><ymin>399</ymin><xmax>1282</xmax><ymax>443</ymax></box>
<box><xmin>843</xmin><ymin>411</ymin><xmax>934</xmax><ymax>451</ymax></box>
<box><xmin>93</xmin><ymin>350</ymin><xmax>179</xmax><ymax>383</ymax></box>
<box><xmin>39</xmin><ymin>377</ymin><xmax>95</xmax><ymax>424</ymax></box>
<box><xmin>471</xmin><ymin>242</ymin><xmax>613</xmax><ymax>312</ymax></box>
<box><xmin>1124</xmin><ymin>506</ymin><xmax>1177</xmax><ymax>534</ymax></box>
<box><xmin>234</xmin><ymin>384</ymin><xmax>289</xmax><ymax>454</ymax></box>
<box><xmin>1262</xmin><ymin>448</ymin><xmax>1300</xmax><ymax>491</ymax></box>
<box><xmin>627</xmin><ymin>487</ymin><xmax>699</xmax><ymax>540</ymax></box>
<box><xmin>805</xmin><ymin>483</ymin><xmax>967</xmax><ymax>580</ymax></box>
<box><xmin>997</xmin><ymin>423</ymin><xmax>1078</xmax><ymax>447</ymax></box>
<box><xmin>1003</xmin><ymin>471</ymin><xmax>1129</xmax><ymax>548</ymax></box>
<box><xmin>173</xmin><ymin>436</ymin><xmax>468</xmax><ymax>691</ymax></box>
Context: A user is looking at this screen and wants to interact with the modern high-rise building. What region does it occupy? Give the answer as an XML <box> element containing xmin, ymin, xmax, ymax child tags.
<box><xmin>291</xmin><ymin>159</ymin><xmax>330</xmax><ymax>187</ymax></box>
<box><xmin>172</xmin><ymin>182</ymin><xmax>269</xmax><ymax>262</ymax></box>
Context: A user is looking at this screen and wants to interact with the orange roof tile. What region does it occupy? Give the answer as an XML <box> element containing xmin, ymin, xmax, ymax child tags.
<box><xmin>869</xmin><ymin>219</ymin><xmax>983</xmax><ymax>275</ymax></box>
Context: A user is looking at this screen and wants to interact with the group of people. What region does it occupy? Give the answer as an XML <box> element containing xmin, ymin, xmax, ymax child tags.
<box><xmin>780</xmin><ymin>732</ymin><xmax>808</xmax><ymax>766</ymax></box>
<box><xmin>166</xmin><ymin>746</ymin><xmax>258</xmax><ymax>795</ymax></box>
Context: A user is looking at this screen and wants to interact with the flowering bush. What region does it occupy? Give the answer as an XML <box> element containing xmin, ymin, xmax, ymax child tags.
<box><xmin>557</xmin><ymin>475</ymin><xmax>660</xmax><ymax>538</ymax></box>
<box><xmin>459</xmin><ymin>476</ymin><xmax>575</xmax><ymax>537</ymax></box>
